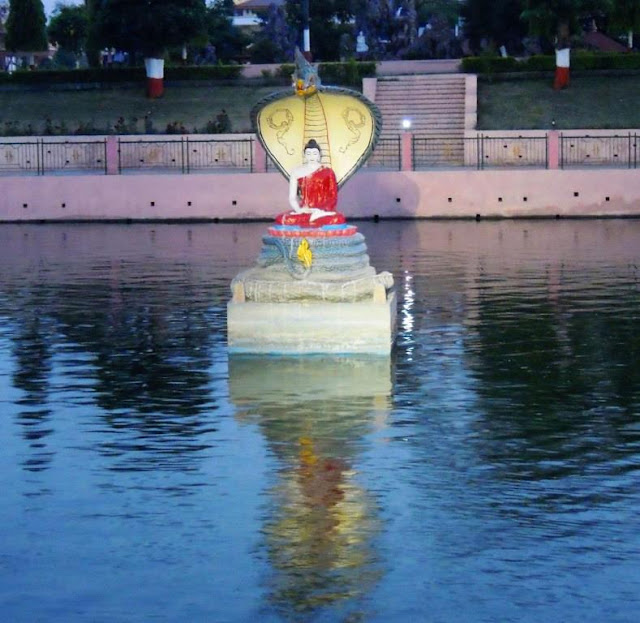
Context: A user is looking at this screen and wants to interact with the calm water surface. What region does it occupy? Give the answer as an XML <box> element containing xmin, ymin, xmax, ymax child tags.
<box><xmin>0</xmin><ymin>220</ymin><xmax>639</xmax><ymax>622</ymax></box>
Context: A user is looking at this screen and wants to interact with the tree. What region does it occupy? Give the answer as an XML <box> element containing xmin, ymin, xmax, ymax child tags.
<box><xmin>85</xmin><ymin>0</ymin><xmax>102</xmax><ymax>67</ymax></box>
<box><xmin>352</xmin><ymin>0</ymin><xmax>420</xmax><ymax>59</ymax></box>
<box><xmin>250</xmin><ymin>3</ymin><xmax>296</xmax><ymax>63</ymax></box>
<box><xmin>204</xmin><ymin>0</ymin><xmax>248</xmax><ymax>62</ymax></box>
<box><xmin>519</xmin><ymin>0</ymin><xmax>616</xmax><ymax>48</ymax></box>
<box><xmin>48</xmin><ymin>3</ymin><xmax>89</xmax><ymax>54</ymax></box>
<box><xmin>5</xmin><ymin>0</ymin><xmax>48</xmax><ymax>51</ymax></box>
<box><xmin>461</xmin><ymin>0</ymin><xmax>527</xmax><ymax>53</ymax></box>
<box><xmin>94</xmin><ymin>0</ymin><xmax>207</xmax><ymax>97</ymax></box>
<box><xmin>94</xmin><ymin>0</ymin><xmax>207</xmax><ymax>58</ymax></box>
<box><xmin>415</xmin><ymin>0</ymin><xmax>461</xmax><ymax>26</ymax></box>
<box><xmin>285</xmin><ymin>0</ymin><xmax>353</xmax><ymax>61</ymax></box>
<box><xmin>609</xmin><ymin>0</ymin><xmax>640</xmax><ymax>48</ymax></box>
<box><xmin>520</xmin><ymin>0</ymin><xmax>593</xmax><ymax>43</ymax></box>
<box><xmin>352</xmin><ymin>0</ymin><xmax>393</xmax><ymax>59</ymax></box>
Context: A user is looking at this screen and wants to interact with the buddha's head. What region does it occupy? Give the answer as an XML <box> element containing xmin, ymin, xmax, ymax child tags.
<box><xmin>303</xmin><ymin>139</ymin><xmax>322</xmax><ymax>165</ymax></box>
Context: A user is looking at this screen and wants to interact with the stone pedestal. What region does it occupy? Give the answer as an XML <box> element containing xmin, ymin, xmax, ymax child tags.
<box><xmin>227</xmin><ymin>224</ymin><xmax>396</xmax><ymax>355</ymax></box>
<box><xmin>228</xmin><ymin>290</ymin><xmax>396</xmax><ymax>355</ymax></box>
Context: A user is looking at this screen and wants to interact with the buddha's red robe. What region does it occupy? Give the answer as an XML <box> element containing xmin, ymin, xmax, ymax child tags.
<box><xmin>276</xmin><ymin>167</ymin><xmax>345</xmax><ymax>227</ymax></box>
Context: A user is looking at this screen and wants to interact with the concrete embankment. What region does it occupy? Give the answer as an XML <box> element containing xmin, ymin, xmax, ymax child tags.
<box><xmin>1</xmin><ymin>167</ymin><xmax>639</xmax><ymax>222</ymax></box>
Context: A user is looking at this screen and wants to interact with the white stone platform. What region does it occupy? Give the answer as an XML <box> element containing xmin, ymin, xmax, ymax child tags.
<box><xmin>227</xmin><ymin>290</ymin><xmax>397</xmax><ymax>355</ymax></box>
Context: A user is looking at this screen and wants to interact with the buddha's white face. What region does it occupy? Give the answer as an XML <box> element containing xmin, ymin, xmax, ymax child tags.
<box><xmin>304</xmin><ymin>148</ymin><xmax>321</xmax><ymax>164</ymax></box>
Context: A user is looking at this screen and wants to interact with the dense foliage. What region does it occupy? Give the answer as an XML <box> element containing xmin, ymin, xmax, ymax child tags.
<box><xmin>6</xmin><ymin>0</ymin><xmax>640</xmax><ymax>71</ymax></box>
<box><xmin>204</xmin><ymin>0</ymin><xmax>249</xmax><ymax>63</ymax></box>
<box><xmin>463</xmin><ymin>0</ymin><xmax>640</xmax><ymax>53</ymax></box>
<box><xmin>249</xmin><ymin>3</ymin><xmax>297</xmax><ymax>63</ymax></box>
<box><xmin>93</xmin><ymin>0</ymin><xmax>207</xmax><ymax>57</ymax></box>
<box><xmin>48</xmin><ymin>4</ymin><xmax>89</xmax><ymax>54</ymax></box>
<box><xmin>5</xmin><ymin>0</ymin><xmax>47</xmax><ymax>51</ymax></box>
<box><xmin>284</xmin><ymin>0</ymin><xmax>354</xmax><ymax>61</ymax></box>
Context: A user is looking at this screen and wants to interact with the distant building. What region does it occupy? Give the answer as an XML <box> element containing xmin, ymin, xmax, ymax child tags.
<box><xmin>233</xmin><ymin>0</ymin><xmax>285</xmax><ymax>31</ymax></box>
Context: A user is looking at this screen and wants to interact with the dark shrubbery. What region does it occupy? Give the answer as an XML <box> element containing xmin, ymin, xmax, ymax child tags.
<box><xmin>0</xmin><ymin>64</ymin><xmax>244</xmax><ymax>86</ymax></box>
<box><xmin>0</xmin><ymin>61</ymin><xmax>373</xmax><ymax>87</ymax></box>
<box><xmin>0</xmin><ymin>67</ymin><xmax>146</xmax><ymax>85</ymax></box>
<box><xmin>319</xmin><ymin>60</ymin><xmax>377</xmax><ymax>87</ymax></box>
<box><xmin>462</xmin><ymin>52</ymin><xmax>640</xmax><ymax>75</ymax></box>
<box><xmin>274</xmin><ymin>60</ymin><xmax>377</xmax><ymax>88</ymax></box>
<box><xmin>163</xmin><ymin>64</ymin><xmax>243</xmax><ymax>80</ymax></box>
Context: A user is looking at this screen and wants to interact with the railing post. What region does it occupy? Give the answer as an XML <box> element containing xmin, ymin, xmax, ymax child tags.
<box><xmin>106</xmin><ymin>135</ymin><xmax>119</xmax><ymax>174</ymax></box>
<box><xmin>401</xmin><ymin>132</ymin><xmax>412</xmax><ymax>171</ymax></box>
<box><xmin>253</xmin><ymin>136</ymin><xmax>267</xmax><ymax>173</ymax></box>
<box><xmin>183</xmin><ymin>137</ymin><xmax>189</xmax><ymax>174</ymax></box>
<box><xmin>38</xmin><ymin>139</ymin><xmax>44</xmax><ymax>175</ymax></box>
<box><xmin>547</xmin><ymin>130</ymin><xmax>559</xmax><ymax>169</ymax></box>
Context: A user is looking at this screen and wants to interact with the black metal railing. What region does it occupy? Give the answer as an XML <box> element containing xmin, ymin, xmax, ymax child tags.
<box><xmin>474</xmin><ymin>135</ymin><xmax>548</xmax><ymax>169</ymax></box>
<box><xmin>0</xmin><ymin>139</ymin><xmax>107</xmax><ymax>175</ymax></box>
<box><xmin>413</xmin><ymin>136</ymin><xmax>465</xmax><ymax>168</ymax></box>
<box><xmin>41</xmin><ymin>140</ymin><xmax>107</xmax><ymax>174</ymax></box>
<box><xmin>186</xmin><ymin>138</ymin><xmax>253</xmax><ymax>172</ymax></box>
<box><xmin>560</xmin><ymin>133</ymin><xmax>638</xmax><ymax>169</ymax></box>
<box><xmin>266</xmin><ymin>137</ymin><xmax>401</xmax><ymax>172</ymax></box>
<box><xmin>368</xmin><ymin>137</ymin><xmax>401</xmax><ymax>170</ymax></box>
<box><xmin>2</xmin><ymin>134</ymin><xmax>639</xmax><ymax>175</ymax></box>
<box><xmin>413</xmin><ymin>135</ymin><xmax>548</xmax><ymax>169</ymax></box>
<box><xmin>118</xmin><ymin>137</ymin><xmax>254</xmax><ymax>173</ymax></box>
<box><xmin>0</xmin><ymin>141</ymin><xmax>40</xmax><ymax>175</ymax></box>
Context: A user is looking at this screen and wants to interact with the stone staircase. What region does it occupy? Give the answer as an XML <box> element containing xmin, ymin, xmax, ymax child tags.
<box><xmin>369</xmin><ymin>73</ymin><xmax>474</xmax><ymax>167</ymax></box>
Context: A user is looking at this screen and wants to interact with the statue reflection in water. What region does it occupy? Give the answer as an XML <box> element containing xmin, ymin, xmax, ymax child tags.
<box><xmin>229</xmin><ymin>355</ymin><xmax>392</xmax><ymax>616</ymax></box>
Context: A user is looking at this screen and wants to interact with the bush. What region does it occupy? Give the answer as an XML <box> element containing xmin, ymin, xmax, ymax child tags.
<box><xmin>571</xmin><ymin>52</ymin><xmax>640</xmax><ymax>71</ymax></box>
<box><xmin>461</xmin><ymin>56</ymin><xmax>519</xmax><ymax>74</ymax></box>
<box><xmin>164</xmin><ymin>64</ymin><xmax>243</xmax><ymax>80</ymax></box>
<box><xmin>276</xmin><ymin>63</ymin><xmax>295</xmax><ymax>80</ymax></box>
<box><xmin>319</xmin><ymin>60</ymin><xmax>377</xmax><ymax>87</ymax></box>
<box><xmin>274</xmin><ymin>60</ymin><xmax>376</xmax><ymax>88</ymax></box>
<box><xmin>0</xmin><ymin>64</ymin><xmax>243</xmax><ymax>86</ymax></box>
<box><xmin>463</xmin><ymin>52</ymin><xmax>640</xmax><ymax>75</ymax></box>
<box><xmin>165</xmin><ymin>120</ymin><xmax>189</xmax><ymax>134</ymax></box>
<box><xmin>521</xmin><ymin>55</ymin><xmax>555</xmax><ymax>71</ymax></box>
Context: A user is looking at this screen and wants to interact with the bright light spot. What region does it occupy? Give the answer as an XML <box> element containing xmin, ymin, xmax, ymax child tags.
<box><xmin>402</xmin><ymin>118</ymin><xmax>412</xmax><ymax>130</ymax></box>
<box><xmin>402</xmin><ymin>271</ymin><xmax>414</xmax><ymax>334</ymax></box>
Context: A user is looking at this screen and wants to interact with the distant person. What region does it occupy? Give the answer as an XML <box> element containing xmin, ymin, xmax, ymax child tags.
<box><xmin>6</xmin><ymin>55</ymin><xmax>17</xmax><ymax>74</ymax></box>
<box><xmin>204</xmin><ymin>43</ymin><xmax>216</xmax><ymax>64</ymax></box>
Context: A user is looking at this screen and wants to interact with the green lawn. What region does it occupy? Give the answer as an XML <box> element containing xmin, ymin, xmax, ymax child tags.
<box><xmin>477</xmin><ymin>74</ymin><xmax>640</xmax><ymax>130</ymax></box>
<box><xmin>1</xmin><ymin>73</ymin><xmax>639</xmax><ymax>135</ymax></box>
<box><xmin>0</xmin><ymin>84</ymin><xmax>280</xmax><ymax>135</ymax></box>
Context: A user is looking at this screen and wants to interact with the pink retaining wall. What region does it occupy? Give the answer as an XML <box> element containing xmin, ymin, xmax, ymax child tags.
<box><xmin>1</xmin><ymin>168</ymin><xmax>639</xmax><ymax>222</ymax></box>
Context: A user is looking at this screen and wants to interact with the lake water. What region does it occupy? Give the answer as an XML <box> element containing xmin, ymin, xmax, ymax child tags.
<box><xmin>0</xmin><ymin>220</ymin><xmax>639</xmax><ymax>623</ymax></box>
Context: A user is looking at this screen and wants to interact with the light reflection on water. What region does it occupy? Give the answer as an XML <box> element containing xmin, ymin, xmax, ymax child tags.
<box><xmin>0</xmin><ymin>220</ymin><xmax>639</xmax><ymax>622</ymax></box>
